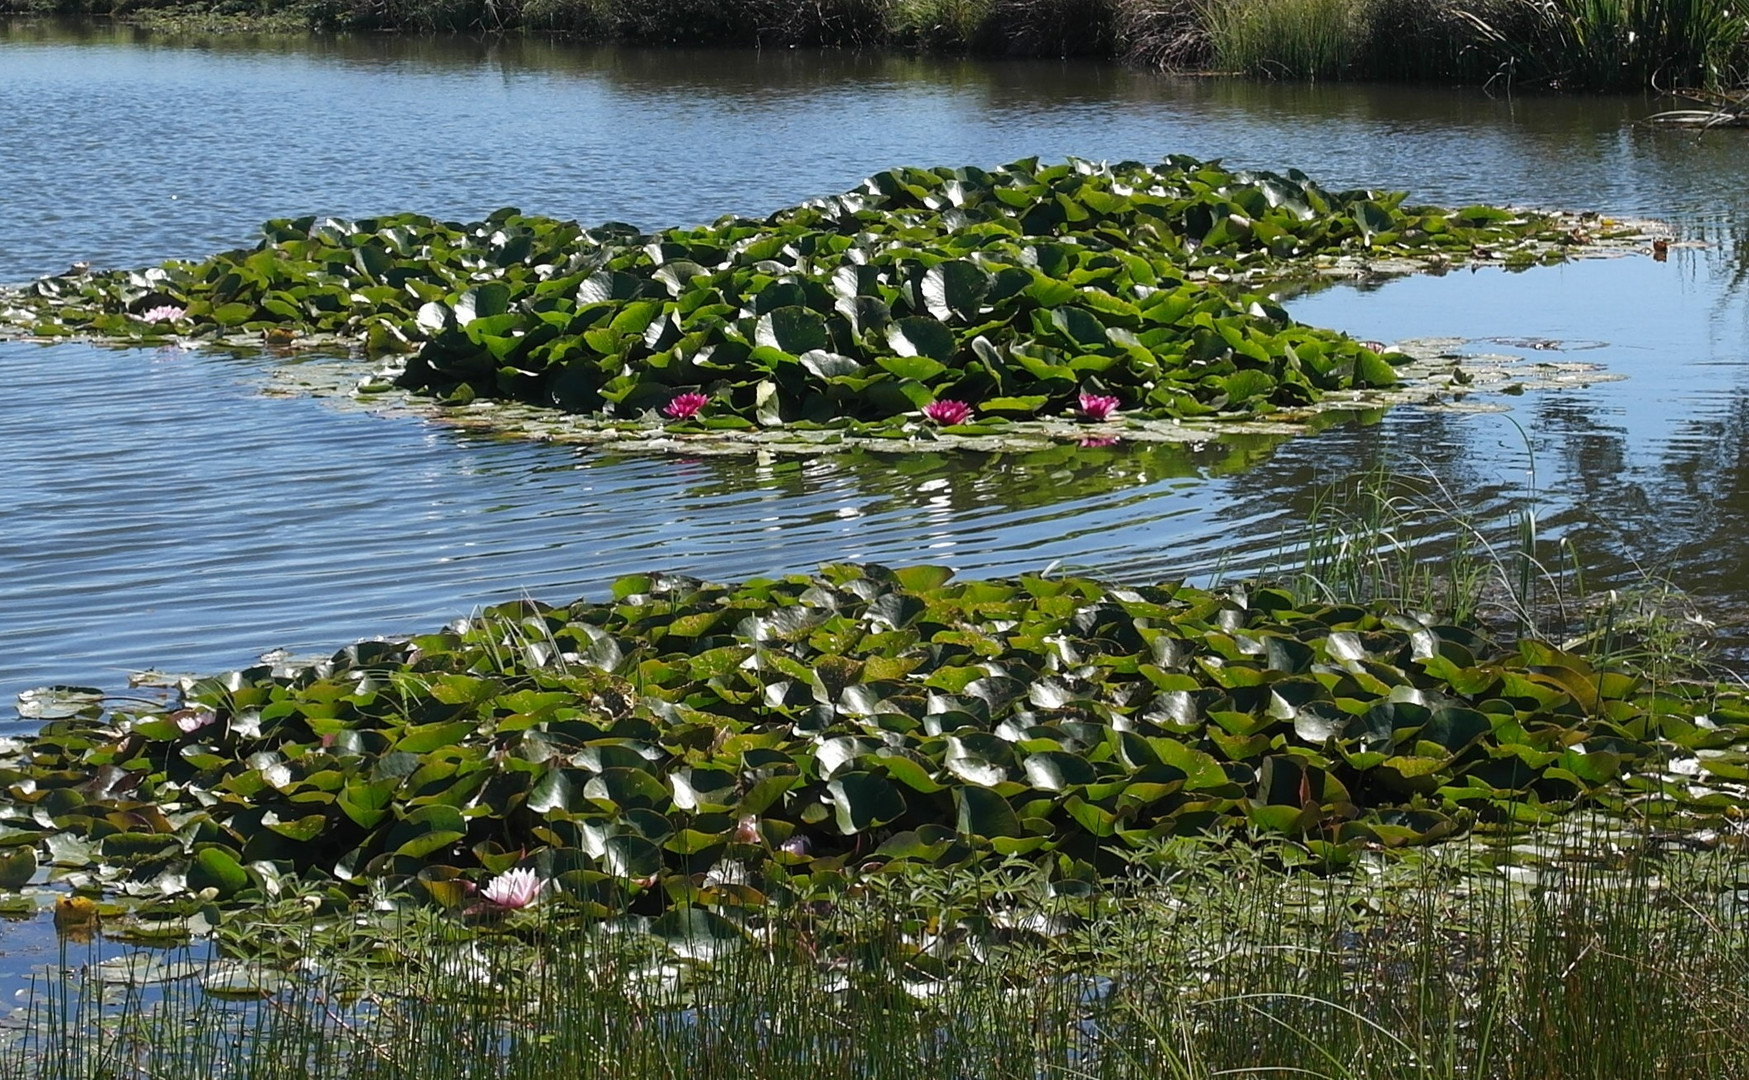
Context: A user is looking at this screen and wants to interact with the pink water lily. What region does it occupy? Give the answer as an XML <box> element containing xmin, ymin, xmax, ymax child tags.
<box><xmin>140</xmin><ymin>305</ymin><xmax>185</xmax><ymax>323</ymax></box>
<box><xmin>1077</xmin><ymin>392</ymin><xmax>1121</xmax><ymax>422</ymax></box>
<box><xmin>662</xmin><ymin>392</ymin><xmax>709</xmax><ymax>420</ymax></box>
<box><xmin>922</xmin><ymin>399</ymin><xmax>973</xmax><ymax>426</ymax></box>
<box><xmin>481</xmin><ymin>867</ymin><xmax>543</xmax><ymax>910</ymax></box>
<box><xmin>1079</xmin><ymin>435</ymin><xmax>1120</xmax><ymax>448</ymax></box>
<box><xmin>170</xmin><ymin>708</ymin><xmax>217</xmax><ymax>734</ymax></box>
<box><xmin>733</xmin><ymin>814</ymin><xmax>761</xmax><ymax>844</ymax></box>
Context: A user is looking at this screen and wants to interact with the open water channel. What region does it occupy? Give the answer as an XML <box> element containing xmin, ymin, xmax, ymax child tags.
<box><xmin>0</xmin><ymin>18</ymin><xmax>1747</xmax><ymax>996</ymax></box>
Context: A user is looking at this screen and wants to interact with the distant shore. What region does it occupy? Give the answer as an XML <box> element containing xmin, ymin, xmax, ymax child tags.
<box><xmin>4</xmin><ymin>0</ymin><xmax>1746</xmax><ymax>91</ymax></box>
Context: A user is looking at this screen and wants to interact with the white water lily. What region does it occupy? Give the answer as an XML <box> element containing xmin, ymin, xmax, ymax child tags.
<box><xmin>481</xmin><ymin>867</ymin><xmax>543</xmax><ymax>910</ymax></box>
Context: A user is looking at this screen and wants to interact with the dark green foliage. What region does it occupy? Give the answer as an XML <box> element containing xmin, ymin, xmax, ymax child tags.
<box><xmin>0</xmin><ymin>157</ymin><xmax>1580</xmax><ymax>433</ymax></box>
<box><xmin>5</xmin><ymin>564</ymin><xmax>1745</xmax><ymax>911</ymax></box>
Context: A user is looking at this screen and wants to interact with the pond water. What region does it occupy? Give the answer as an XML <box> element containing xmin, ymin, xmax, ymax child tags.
<box><xmin>5</xmin><ymin>22</ymin><xmax>1749</xmax><ymax>690</ymax></box>
<box><xmin>5</xmin><ymin>21</ymin><xmax>1747</xmax><ymax>713</ymax></box>
<box><xmin>1</xmin><ymin>13</ymin><xmax>1748</xmax><ymax>1003</ymax></box>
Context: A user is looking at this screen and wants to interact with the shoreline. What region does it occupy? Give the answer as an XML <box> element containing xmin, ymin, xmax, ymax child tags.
<box><xmin>4</xmin><ymin>4</ymin><xmax>1747</xmax><ymax>91</ymax></box>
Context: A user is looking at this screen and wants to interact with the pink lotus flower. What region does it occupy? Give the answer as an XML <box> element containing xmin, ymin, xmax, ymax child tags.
<box><xmin>140</xmin><ymin>305</ymin><xmax>185</xmax><ymax>323</ymax></box>
<box><xmin>922</xmin><ymin>399</ymin><xmax>973</xmax><ymax>426</ymax></box>
<box><xmin>662</xmin><ymin>393</ymin><xmax>709</xmax><ymax>420</ymax></box>
<box><xmin>480</xmin><ymin>867</ymin><xmax>543</xmax><ymax>910</ymax></box>
<box><xmin>1077</xmin><ymin>392</ymin><xmax>1121</xmax><ymax>422</ymax></box>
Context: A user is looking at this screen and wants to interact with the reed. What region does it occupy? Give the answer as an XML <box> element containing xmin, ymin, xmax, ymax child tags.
<box><xmin>9</xmin><ymin>0</ymin><xmax>1747</xmax><ymax>87</ymax></box>
<box><xmin>1459</xmin><ymin>0</ymin><xmax>1749</xmax><ymax>89</ymax></box>
<box><xmin>1199</xmin><ymin>0</ymin><xmax>1367</xmax><ymax>78</ymax></box>
<box><xmin>1278</xmin><ymin>467</ymin><xmax>1541</xmax><ymax>631</ymax></box>
<box><xmin>5</xmin><ymin>823</ymin><xmax>1747</xmax><ymax>1079</ymax></box>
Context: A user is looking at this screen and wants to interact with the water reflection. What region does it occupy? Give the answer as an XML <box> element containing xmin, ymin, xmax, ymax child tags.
<box><xmin>0</xmin><ymin>337</ymin><xmax>1308</xmax><ymax>699</ymax></box>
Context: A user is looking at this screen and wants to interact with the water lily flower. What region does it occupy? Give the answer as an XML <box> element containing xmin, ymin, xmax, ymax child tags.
<box><xmin>1079</xmin><ymin>435</ymin><xmax>1120</xmax><ymax>448</ymax></box>
<box><xmin>171</xmin><ymin>708</ymin><xmax>217</xmax><ymax>734</ymax></box>
<box><xmin>733</xmin><ymin>814</ymin><xmax>761</xmax><ymax>844</ymax></box>
<box><xmin>662</xmin><ymin>392</ymin><xmax>709</xmax><ymax>420</ymax></box>
<box><xmin>480</xmin><ymin>867</ymin><xmax>543</xmax><ymax>910</ymax></box>
<box><xmin>922</xmin><ymin>399</ymin><xmax>973</xmax><ymax>426</ymax></box>
<box><xmin>1077</xmin><ymin>392</ymin><xmax>1121</xmax><ymax>422</ymax></box>
<box><xmin>140</xmin><ymin>305</ymin><xmax>185</xmax><ymax>323</ymax></box>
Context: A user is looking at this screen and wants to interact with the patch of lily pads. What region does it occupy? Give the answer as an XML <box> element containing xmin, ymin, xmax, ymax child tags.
<box><xmin>262</xmin><ymin>335</ymin><xmax>1624</xmax><ymax>456</ymax></box>
<box><xmin>5</xmin><ymin>565</ymin><xmax>1744</xmax><ymax>917</ymax></box>
<box><xmin>0</xmin><ymin>157</ymin><xmax>1643</xmax><ymax>449</ymax></box>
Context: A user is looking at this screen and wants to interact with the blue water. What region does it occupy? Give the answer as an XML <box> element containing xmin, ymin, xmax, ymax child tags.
<box><xmin>2</xmin><ymin>16</ymin><xmax>1749</xmax><ymax>1010</ymax></box>
<box><xmin>3</xmin><ymin>25</ymin><xmax>1747</xmax><ymax>702</ymax></box>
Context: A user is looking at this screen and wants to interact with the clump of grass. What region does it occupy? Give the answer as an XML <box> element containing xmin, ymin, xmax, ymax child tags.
<box><xmin>1564</xmin><ymin>576</ymin><xmax>1719</xmax><ymax>684</ymax></box>
<box><xmin>1460</xmin><ymin>0</ymin><xmax>1749</xmax><ymax>89</ymax></box>
<box><xmin>1199</xmin><ymin>0</ymin><xmax>1368</xmax><ymax>78</ymax></box>
<box><xmin>885</xmin><ymin>0</ymin><xmax>996</xmax><ymax>49</ymax></box>
<box><xmin>6</xmin><ymin>824</ymin><xmax>1749</xmax><ymax>1079</ymax></box>
<box><xmin>1279</xmin><ymin>467</ymin><xmax>1520</xmax><ymax>627</ymax></box>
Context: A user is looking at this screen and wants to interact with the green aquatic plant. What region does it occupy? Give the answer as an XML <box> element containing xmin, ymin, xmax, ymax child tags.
<box><xmin>1461</xmin><ymin>0</ymin><xmax>1749</xmax><ymax>90</ymax></box>
<box><xmin>4</xmin><ymin>564</ymin><xmax>1744</xmax><ymax>913</ymax></box>
<box><xmin>0</xmin><ymin>157</ymin><xmax>1598</xmax><ymax>441</ymax></box>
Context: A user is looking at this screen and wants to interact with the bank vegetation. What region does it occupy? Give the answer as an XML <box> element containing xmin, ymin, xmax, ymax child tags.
<box><xmin>5</xmin><ymin>0</ymin><xmax>1748</xmax><ymax>90</ymax></box>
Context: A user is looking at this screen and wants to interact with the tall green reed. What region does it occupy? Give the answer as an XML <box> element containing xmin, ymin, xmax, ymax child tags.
<box><xmin>1460</xmin><ymin>0</ymin><xmax>1749</xmax><ymax>89</ymax></box>
<box><xmin>7</xmin><ymin>821</ymin><xmax>1748</xmax><ymax>1079</ymax></box>
<box><xmin>1198</xmin><ymin>0</ymin><xmax>1366</xmax><ymax>77</ymax></box>
<box><xmin>1280</xmin><ymin>466</ymin><xmax>1527</xmax><ymax>630</ymax></box>
<box><xmin>1271</xmin><ymin>455</ymin><xmax>1719</xmax><ymax>679</ymax></box>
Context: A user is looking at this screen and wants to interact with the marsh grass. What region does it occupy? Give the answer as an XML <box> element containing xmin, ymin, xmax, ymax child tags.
<box><xmin>6</xmin><ymin>823</ymin><xmax>1749</xmax><ymax>1079</ymax></box>
<box><xmin>1280</xmin><ymin>467</ymin><xmax>1540</xmax><ymax>630</ymax></box>
<box><xmin>1274</xmin><ymin>465</ymin><xmax>1720</xmax><ymax>684</ymax></box>
<box><xmin>1199</xmin><ymin>0</ymin><xmax>1365</xmax><ymax>78</ymax></box>
<box><xmin>1459</xmin><ymin>0</ymin><xmax>1749</xmax><ymax>89</ymax></box>
<box><xmin>9</xmin><ymin>0</ymin><xmax>1749</xmax><ymax>85</ymax></box>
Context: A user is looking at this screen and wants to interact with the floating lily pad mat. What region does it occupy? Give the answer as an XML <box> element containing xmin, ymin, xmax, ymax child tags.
<box><xmin>0</xmin><ymin>157</ymin><xmax>1647</xmax><ymax>449</ymax></box>
<box><xmin>5</xmin><ymin>566</ymin><xmax>1741</xmax><ymax>912</ymax></box>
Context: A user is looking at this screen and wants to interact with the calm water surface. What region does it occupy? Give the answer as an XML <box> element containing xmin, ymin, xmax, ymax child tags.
<box><xmin>0</xmin><ymin>16</ymin><xmax>1747</xmax><ymax>996</ymax></box>
<box><xmin>1</xmin><ymin>21</ymin><xmax>1747</xmax><ymax>703</ymax></box>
